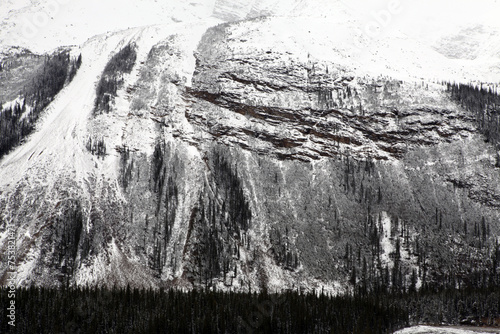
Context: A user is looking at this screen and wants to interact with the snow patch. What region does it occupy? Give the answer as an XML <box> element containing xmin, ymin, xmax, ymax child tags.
<box><xmin>380</xmin><ymin>211</ymin><xmax>394</xmax><ymax>268</ymax></box>
<box><xmin>394</xmin><ymin>325</ymin><xmax>498</xmax><ymax>334</ymax></box>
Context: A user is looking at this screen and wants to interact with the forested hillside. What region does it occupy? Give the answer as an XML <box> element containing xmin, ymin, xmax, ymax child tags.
<box><xmin>0</xmin><ymin>50</ymin><xmax>81</xmax><ymax>158</ymax></box>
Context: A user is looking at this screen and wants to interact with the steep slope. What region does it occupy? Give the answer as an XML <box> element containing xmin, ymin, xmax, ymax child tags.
<box><xmin>0</xmin><ymin>23</ymin><xmax>212</xmax><ymax>287</ymax></box>
<box><xmin>0</xmin><ymin>13</ymin><xmax>499</xmax><ymax>293</ymax></box>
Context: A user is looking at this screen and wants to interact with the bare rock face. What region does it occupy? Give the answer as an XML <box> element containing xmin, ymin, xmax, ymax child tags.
<box><xmin>188</xmin><ymin>22</ymin><xmax>476</xmax><ymax>162</ymax></box>
<box><xmin>0</xmin><ymin>17</ymin><xmax>499</xmax><ymax>293</ymax></box>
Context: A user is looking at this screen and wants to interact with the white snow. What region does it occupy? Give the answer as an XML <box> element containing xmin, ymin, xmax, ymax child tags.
<box><xmin>74</xmin><ymin>238</ymin><xmax>158</xmax><ymax>287</ymax></box>
<box><xmin>380</xmin><ymin>211</ymin><xmax>395</xmax><ymax>267</ymax></box>
<box><xmin>1</xmin><ymin>97</ymin><xmax>24</xmax><ymax>110</ymax></box>
<box><xmin>378</xmin><ymin>211</ymin><xmax>421</xmax><ymax>287</ymax></box>
<box><xmin>394</xmin><ymin>325</ymin><xmax>499</xmax><ymax>334</ymax></box>
<box><xmin>16</xmin><ymin>241</ymin><xmax>41</xmax><ymax>286</ymax></box>
<box><xmin>0</xmin><ymin>0</ymin><xmax>218</xmax><ymax>53</ymax></box>
<box><xmin>0</xmin><ymin>0</ymin><xmax>497</xmax><ymax>85</ymax></box>
<box><xmin>0</xmin><ymin>28</ymin><xmax>133</xmax><ymax>191</ymax></box>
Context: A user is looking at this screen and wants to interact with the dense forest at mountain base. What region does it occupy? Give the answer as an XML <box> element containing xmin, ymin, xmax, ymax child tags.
<box><xmin>1</xmin><ymin>286</ymin><xmax>499</xmax><ymax>334</ymax></box>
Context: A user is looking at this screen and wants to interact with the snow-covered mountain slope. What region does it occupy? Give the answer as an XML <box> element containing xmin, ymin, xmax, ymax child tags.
<box><xmin>0</xmin><ymin>21</ymin><xmax>215</xmax><ymax>287</ymax></box>
<box><xmin>2</xmin><ymin>0</ymin><xmax>500</xmax><ymax>59</ymax></box>
<box><xmin>0</xmin><ymin>0</ymin><xmax>218</xmax><ymax>53</ymax></box>
<box><xmin>1</xmin><ymin>2</ymin><xmax>500</xmax><ymax>291</ymax></box>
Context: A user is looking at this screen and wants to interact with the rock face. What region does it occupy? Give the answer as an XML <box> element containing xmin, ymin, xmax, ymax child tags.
<box><xmin>0</xmin><ymin>17</ymin><xmax>499</xmax><ymax>293</ymax></box>
<box><xmin>188</xmin><ymin>21</ymin><xmax>476</xmax><ymax>162</ymax></box>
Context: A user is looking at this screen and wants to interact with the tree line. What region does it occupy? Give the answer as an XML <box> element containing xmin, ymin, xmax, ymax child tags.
<box><xmin>1</xmin><ymin>284</ymin><xmax>499</xmax><ymax>333</ymax></box>
<box><xmin>94</xmin><ymin>43</ymin><xmax>137</xmax><ymax>114</ymax></box>
<box><xmin>0</xmin><ymin>285</ymin><xmax>406</xmax><ymax>334</ymax></box>
<box><xmin>447</xmin><ymin>82</ymin><xmax>500</xmax><ymax>145</ymax></box>
<box><xmin>0</xmin><ymin>51</ymin><xmax>82</xmax><ymax>159</ymax></box>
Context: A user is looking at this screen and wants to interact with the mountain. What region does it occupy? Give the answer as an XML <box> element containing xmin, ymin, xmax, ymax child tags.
<box><xmin>0</xmin><ymin>0</ymin><xmax>500</xmax><ymax>295</ymax></box>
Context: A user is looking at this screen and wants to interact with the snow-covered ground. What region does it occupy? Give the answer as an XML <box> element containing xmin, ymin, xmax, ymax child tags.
<box><xmin>0</xmin><ymin>0</ymin><xmax>498</xmax><ymax>85</ymax></box>
<box><xmin>1</xmin><ymin>0</ymin><xmax>500</xmax><ymax>62</ymax></box>
<box><xmin>394</xmin><ymin>325</ymin><xmax>500</xmax><ymax>334</ymax></box>
<box><xmin>0</xmin><ymin>0</ymin><xmax>217</xmax><ymax>52</ymax></box>
<box><xmin>379</xmin><ymin>211</ymin><xmax>395</xmax><ymax>266</ymax></box>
